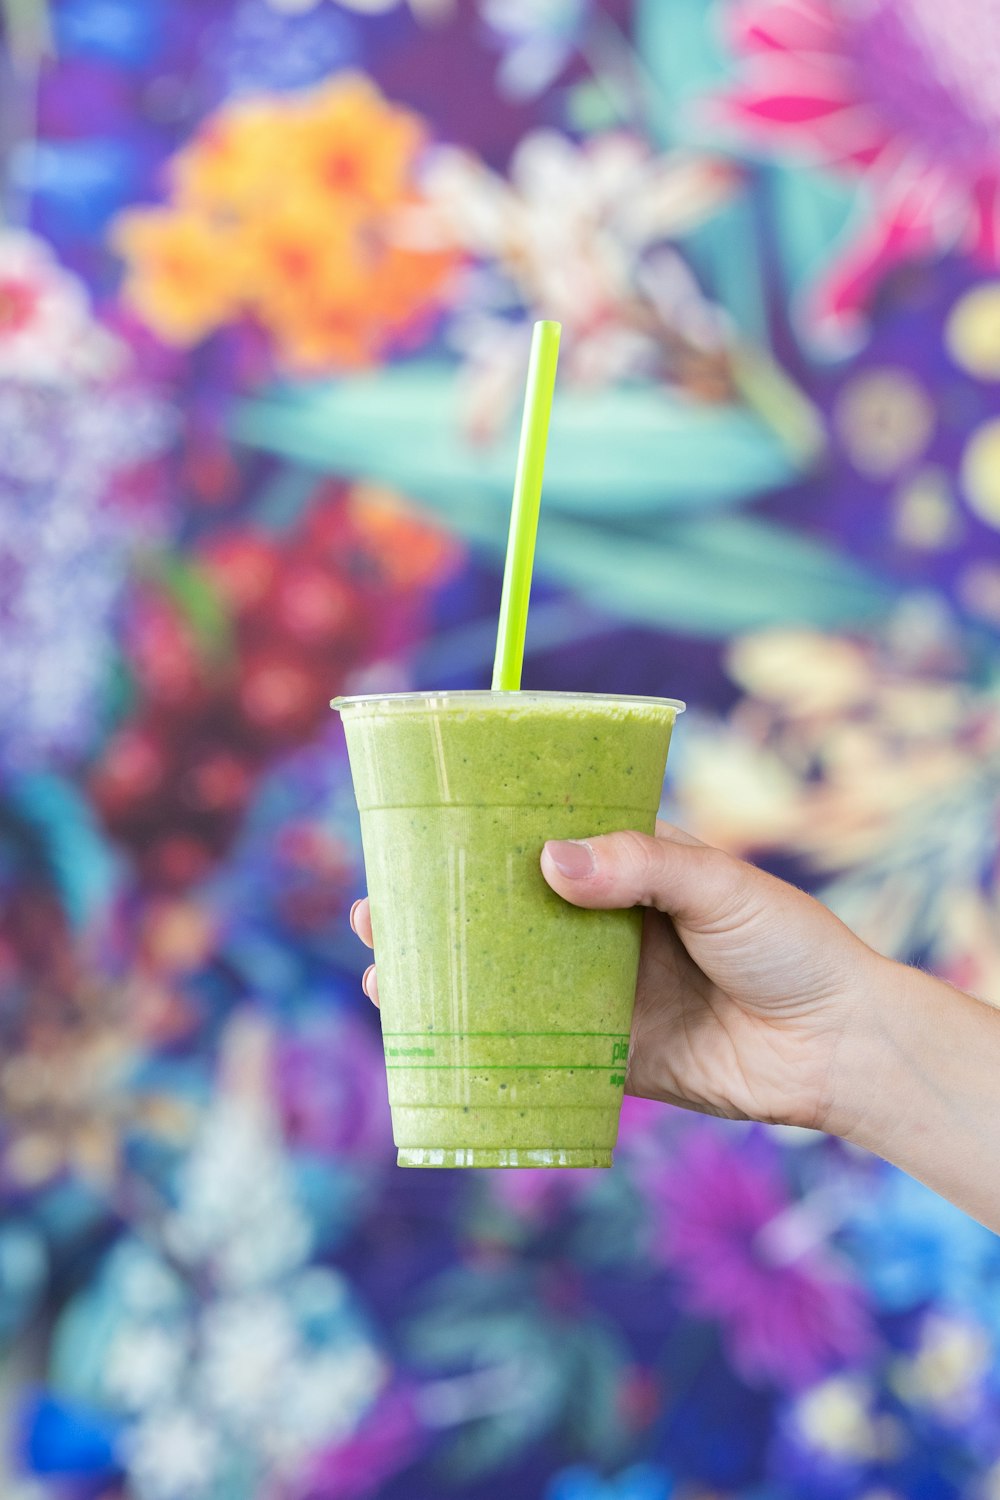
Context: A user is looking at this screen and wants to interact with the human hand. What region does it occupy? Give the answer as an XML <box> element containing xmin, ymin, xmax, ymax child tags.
<box><xmin>538</xmin><ymin>823</ymin><xmax>887</xmax><ymax>1133</ymax></box>
<box><xmin>351</xmin><ymin>823</ymin><xmax>1000</xmax><ymax>1229</ymax></box>
<box><xmin>350</xmin><ymin>820</ymin><xmax>882</xmax><ymax>1134</ymax></box>
<box><xmin>540</xmin><ymin>823</ymin><xmax>1000</xmax><ymax>1235</ymax></box>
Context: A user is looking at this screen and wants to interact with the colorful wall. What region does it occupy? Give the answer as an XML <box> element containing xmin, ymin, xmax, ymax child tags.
<box><xmin>2</xmin><ymin>2</ymin><xmax>1000</xmax><ymax>1496</ymax></box>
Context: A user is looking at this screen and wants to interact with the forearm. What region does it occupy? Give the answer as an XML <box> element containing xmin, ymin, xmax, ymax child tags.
<box><xmin>828</xmin><ymin>956</ymin><xmax>1000</xmax><ymax>1232</ymax></box>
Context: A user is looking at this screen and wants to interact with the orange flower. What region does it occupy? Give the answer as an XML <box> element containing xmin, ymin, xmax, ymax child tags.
<box><xmin>112</xmin><ymin>209</ymin><xmax>241</xmax><ymax>345</ymax></box>
<box><xmin>244</xmin><ymin>200</ymin><xmax>459</xmax><ymax>371</ymax></box>
<box><xmin>270</xmin><ymin>294</ymin><xmax>377</xmax><ymax>373</ymax></box>
<box><xmin>171</xmin><ymin>98</ymin><xmax>289</xmax><ymax>215</ymax></box>
<box><xmin>112</xmin><ymin>74</ymin><xmax>460</xmax><ymax>370</ymax></box>
<box><xmin>269</xmin><ymin>244</ymin><xmax>457</xmax><ymax>371</ymax></box>
<box><xmin>349</xmin><ymin>483</ymin><xmax>462</xmax><ymax>588</ymax></box>
<box><xmin>368</xmin><ymin>232</ymin><xmax>459</xmax><ymax>327</ymax></box>
<box><xmin>242</xmin><ymin>198</ymin><xmax>348</xmax><ymax>311</ymax></box>
<box><xmin>243</xmin><ymin>204</ymin><xmax>373</xmax><ymax>369</ymax></box>
<box><xmin>289</xmin><ymin>73</ymin><xmax>425</xmax><ymax>212</ymax></box>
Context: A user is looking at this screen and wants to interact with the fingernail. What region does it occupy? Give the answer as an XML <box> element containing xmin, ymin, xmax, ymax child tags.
<box><xmin>349</xmin><ymin>899</ymin><xmax>362</xmax><ymax>934</ymax></box>
<box><xmin>362</xmin><ymin>963</ymin><xmax>376</xmax><ymax>999</ymax></box>
<box><xmin>544</xmin><ymin>839</ymin><xmax>595</xmax><ymax>879</ymax></box>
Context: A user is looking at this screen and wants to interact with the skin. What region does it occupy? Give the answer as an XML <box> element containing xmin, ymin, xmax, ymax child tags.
<box><xmin>351</xmin><ymin>821</ymin><xmax>1000</xmax><ymax>1233</ymax></box>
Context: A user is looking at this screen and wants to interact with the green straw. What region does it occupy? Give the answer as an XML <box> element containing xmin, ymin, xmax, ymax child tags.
<box><xmin>491</xmin><ymin>319</ymin><xmax>562</xmax><ymax>691</ymax></box>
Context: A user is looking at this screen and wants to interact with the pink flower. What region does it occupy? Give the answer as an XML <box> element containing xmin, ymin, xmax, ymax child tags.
<box><xmin>647</xmin><ymin>1127</ymin><xmax>873</xmax><ymax>1389</ymax></box>
<box><xmin>287</xmin><ymin>1385</ymin><xmax>424</xmax><ymax>1500</ymax></box>
<box><xmin>719</xmin><ymin>0</ymin><xmax>1000</xmax><ymax>343</ymax></box>
<box><xmin>0</xmin><ymin>229</ymin><xmax>122</xmax><ymax>382</ymax></box>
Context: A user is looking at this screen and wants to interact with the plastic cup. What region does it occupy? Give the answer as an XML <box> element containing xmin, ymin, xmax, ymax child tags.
<box><xmin>334</xmin><ymin>689</ymin><xmax>684</xmax><ymax>1168</ymax></box>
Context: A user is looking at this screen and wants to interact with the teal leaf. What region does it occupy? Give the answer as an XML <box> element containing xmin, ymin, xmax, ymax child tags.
<box><xmin>406</xmin><ymin>1267</ymin><xmax>628</xmax><ymax>1480</ymax></box>
<box><xmin>531</xmin><ymin>511</ymin><xmax>891</xmax><ymax>634</ymax></box>
<box><xmin>569</xmin><ymin>1172</ymin><xmax>648</xmax><ymax>1267</ymax></box>
<box><xmin>0</xmin><ymin>1221</ymin><xmax>48</xmax><ymax>1345</ymax></box>
<box><xmin>234</xmin><ymin>365</ymin><xmax>887</xmax><ymax>636</ymax></box>
<box><xmin>5</xmin><ymin>773</ymin><xmax>119</xmax><ymax>928</ymax></box>
<box><xmin>233</xmin><ymin>360</ymin><xmax>809</xmax><ymax>518</ymax></box>
<box><xmin>560</xmin><ymin>1320</ymin><xmax>630</xmax><ymax>1461</ymax></box>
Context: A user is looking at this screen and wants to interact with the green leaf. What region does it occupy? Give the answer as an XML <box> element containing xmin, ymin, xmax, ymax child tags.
<box><xmin>1</xmin><ymin>0</ymin><xmax>52</xmax><ymax>69</ymax></box>
<box><xmin>136</xmin><ymin>551</ymin><xmax>234</xmax><ymax>666</ymax></box>
<box><xmin>566</xmin><ymin>79</ymin><xmax>625</xmax><ymax>133</ymax></box>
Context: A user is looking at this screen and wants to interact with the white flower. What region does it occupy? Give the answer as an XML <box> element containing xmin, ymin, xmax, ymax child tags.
<box><xmin>105</xmin><ymin>1324</ymin><xmax>189</xmax><ymax>1411</ymax></box>
<box><xmin>164</xmin><ymin>1096</ymin><xmax>312</xmax><ymax>1288</ymax></box>
<box><xmin>198</xmin><ymin>1294</ymin><xmax>299</xmax><ymax>1427</ymax></box>
<box><xmin>196</xmin><ymin>1281</ymin><xmax>385</xmax><ymax>1467</ymax></box>
<box><xmin>795</xmin><ymin>1375</ymin><xmax>902</xmax><ymax>1463</ymax></box>
<box><xmin>480</xmin><ymin>0</ymin><xmax>589</xmax><ymax>100</ymax></box>
<box><xmin>0</xmin><ymin>230</ymin><xmax>123</xmax><ymax>385</ymax></box>
<box><xmin>124</xmin><ymin>1407</ymin><xmax>222</xmax><ymax>1500</ymax></box>
<box><xmin>664</xmin><ymin>713</ymin><xmax>803</xmax><ymax>853</ymax></box>
<box><xmin>284</xmin><ymin>1345</ymin><xmax>384</xmax><ymax>1437</ymax></box>
<box><xmin>423</xmin><ymin>131</ymin><xmax>733</xmax><ymax>321</ymax></box>
<box><xmin>669</xmin><ymin>609</ymin><xmax>1000</xmax><ymax>972</ymax></box>
<box><xmin>410</xmin><ymin>129</ymin><xmax>734</xmax><ymax>432</ymax></box>
<box><xmin>889</xmin><ymin>1313</ymin><xmax>992</xmax><ymax>1419</ymax></box>
<box><xmin>726</xmin><ymin>629</ymin><xmax>874</xmax><ymax>715</ymax></box>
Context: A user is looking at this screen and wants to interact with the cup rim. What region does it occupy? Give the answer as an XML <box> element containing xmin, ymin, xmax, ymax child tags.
<box><xmin>331</xmin><ymin>689</ymin><xmax>686</xmax><ymax>713</ymax></box>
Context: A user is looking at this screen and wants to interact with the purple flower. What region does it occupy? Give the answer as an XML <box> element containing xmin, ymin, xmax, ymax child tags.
<box><xmin>0</xmin><ymin>376</ymin><xmax>171</xmax><ymax>769</ymax></box>
<box><xmin>273</xmin><ymin>1015</ymin><xmax>392</xmax><ymax>1160</ymax></box>
<box><xmin>646</xmin><ymin>1127</ymin><xmax>874</xmax><ymax>1390</ymax></box>
<box><xmin>487</xmin><ymin>1096</ymin><xmax>678</xmax><ymax>1224</ymax></box>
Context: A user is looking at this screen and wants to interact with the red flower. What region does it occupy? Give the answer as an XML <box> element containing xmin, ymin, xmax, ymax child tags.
<box><xmin>199</xmin><ymin>532</ymin><xmax>282</xmax><ymax>619</ymax></box>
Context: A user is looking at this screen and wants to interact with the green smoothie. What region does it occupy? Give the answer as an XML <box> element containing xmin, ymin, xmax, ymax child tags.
<box><xmin>335</xmin><ymin>690</ymin><xmax>683</xmax><ymax>1168</ymax></box>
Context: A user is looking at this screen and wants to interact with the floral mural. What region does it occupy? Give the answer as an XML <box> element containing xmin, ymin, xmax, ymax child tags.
<box><xmin>1</xmin><ymin>1</ymin><xmax>1000</xmax><ymax>1497</ymax></box>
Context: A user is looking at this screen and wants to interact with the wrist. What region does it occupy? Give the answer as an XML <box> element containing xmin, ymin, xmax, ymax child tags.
<box><xmin>816</xmin><ymin>948</ymin><xmax>1000</xmax><ymax>1231</ymax></box>
<box><xmin>817</xmin><ymin>950</ymin><xmax>932</xmax><ymax>1148</ymax></box>
<box><xmin>820</xmin><ymin>950</ymin><xmax>1000</xmax><ymax>1169</ymax></box>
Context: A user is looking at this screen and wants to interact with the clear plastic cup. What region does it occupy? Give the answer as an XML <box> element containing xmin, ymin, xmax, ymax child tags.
<box><xmin>334</xmin><ymin>690</ymin><xmax>684</xmax><ymax>1168</ymax></box>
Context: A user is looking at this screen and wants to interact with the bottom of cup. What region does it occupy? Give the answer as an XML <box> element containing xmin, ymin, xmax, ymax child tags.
<box><xmin>397</xmin><ymin>1146</ymin><xmax>612</xmax><ymax>1169</ymax></box>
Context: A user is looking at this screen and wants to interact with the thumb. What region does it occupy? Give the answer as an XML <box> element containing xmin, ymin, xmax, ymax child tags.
<box><xmin>540</xmin><ymin>826</ymin><xmax>750</xmax><ymax>930</ymax></box>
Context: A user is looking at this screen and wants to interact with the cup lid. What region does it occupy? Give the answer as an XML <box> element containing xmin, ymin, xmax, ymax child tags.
<box><xmin>331</xmin><ymin>689</ymin><xmax>685</xmax><ymax>713</ymax></box>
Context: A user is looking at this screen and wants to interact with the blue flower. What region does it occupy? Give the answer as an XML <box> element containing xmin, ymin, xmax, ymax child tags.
<box><xmin>207</xmin><ymin>0</ymin><xmax>361</xmax><ymax>96</ymax></box>
<box><xmin>846</xmin><ymin>1166</ymin><xmax>1000</xmax><ymax>1324</ymax></box>
<box><xmin>545</xmin><ymin>1462</ymin><xmax>673</xmax><ymax>1500</ymax></box>
<box><xmin>17</xmin><ymin>139</ymin><xmax>149</xmax><ymax>237</ymax></box>
<box><xmin>19</xmin><ymin>1393</ymin><xmax>122</xmax><ymax>1478</ymax></box>
<box><xmin>54</xmin><ymin>0</ymin><xmax>168</xmax><ymax>67</ymax></box>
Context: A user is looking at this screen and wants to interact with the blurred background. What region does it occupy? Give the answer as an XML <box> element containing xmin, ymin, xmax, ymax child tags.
<box><xmin>2</xmin><ymin>0</ymin><xmax>1000</xmax><ymax>1495</ymax></box>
